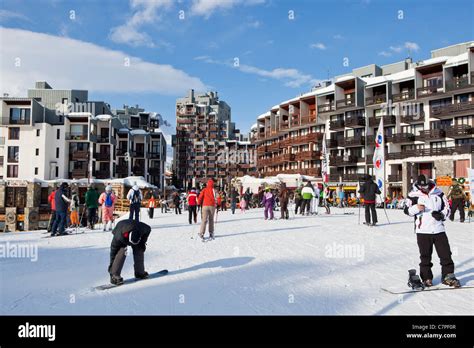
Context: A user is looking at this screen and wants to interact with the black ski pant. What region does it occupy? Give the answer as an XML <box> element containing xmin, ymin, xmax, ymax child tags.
<box><xmin>280</xmin><ymin>202</ymin><xmax>289</xmax><ymax>219</ymax></box>
<box><xmin>129</xmin><ymin>203</ymin><xmax>140</xmax><ymax>222</ymax></box>
<box><xmin>109</xmin><ymin>244</ymin><xmax>145</xmax><ymax>278</ymax></box>
<box><xmin>417</xmin><ymin>232</ymin><xmax>454</xmax><ymax>281</ymax></box>
<box><xmin>450</xmin><ymin>198</ymin><xmax>465</xmax><ymax>222</ymax></box>
<box><xmin>364</xmin><ymin>203</ymin><xmax>377</xmax><ymax>224</ymax></box>
<box><xmin>148</xmin><ymin>208</ymin><xmax>154</xmax><ymax>219</ymax></box>
<box><xmin>301</xmin><ymin>199</ymin><xmax>311</xmax><ymax>215</ymax></box>
<box><xmin>47</xmin><ymin>210</ymin><xmax>56</xmax><ymax>232</ymax></box>
<box><xmin>175</xmin><ymin>205</ymin><xmax>182</xmax><ymax>214</ymax></box>
<box><xmin>188</xmin><ymin>205</ymin><xmax>197</xmax><ymax>224</ymax></box>
<box><xmin>231</xmin><ymin>201</ymin><xmax>236</xmax><ymax>214</ymax></box>
<box><xmin>294</xmin><ymin>199</ymin><xmax>302</xmax><ymax>214</ymax></box>
<box><xmin>88</xmin><ymin>208</ymin><xmax>97</xmax><ymax>227</ymax></box>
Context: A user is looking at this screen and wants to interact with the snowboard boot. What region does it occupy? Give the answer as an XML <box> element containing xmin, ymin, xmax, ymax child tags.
<box><xmin>442</xmin><ymin>273</ymin><xmax>461</xmax><ymax>288</ymax></box>
<box><xmin>110</xmin><ymin>275</ymin><xmax>124</xmax><ymax>285</ymax></box>
<box><xmin>423</xmin><ymin>279</ymin><xmax>433</xmax><ymax>287</ymax></box>
<box><xmin>135</xmin><ymin>272</ymin><xmax>149</xmax><ymax>280</ymax></box>
<box><xmin>407</xmin><ymin>269</ymin><xmax>425</xmax><ymax>290</ymax></box>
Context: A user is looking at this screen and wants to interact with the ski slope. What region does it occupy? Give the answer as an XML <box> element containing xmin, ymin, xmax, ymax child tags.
<box><xmin>1</xmin><ymin>207</ymin><xmax>473</xmax><ymax>315</ymax></box>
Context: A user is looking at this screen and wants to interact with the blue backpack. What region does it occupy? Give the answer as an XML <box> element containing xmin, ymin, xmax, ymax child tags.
<box><xmin>105</xmin><ymin>192</ymin><xmax>113</xmax><ymax>207</ymax></box>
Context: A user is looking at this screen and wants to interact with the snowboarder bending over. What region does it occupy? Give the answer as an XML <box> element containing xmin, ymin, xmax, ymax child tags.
<box><xmin>108</xmin><ymin>219</ymin><xmax>151</xmax><ymax>285</ymax></box>
<box><xmin>404</xmin><ymin>175</ymin><xmax>460</xmax><ymax>288</ymax></box>
<box><xmin>358</xmin><ymin>174</ymin><xmax>381</xmax><ymax>226</ymax></box>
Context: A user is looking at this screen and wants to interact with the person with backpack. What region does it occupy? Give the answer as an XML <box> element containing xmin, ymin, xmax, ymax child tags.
<box><xmin>301</xmin><ymin>182</ymin><xmax>314</xmax><ymax>216</ymax></box>
<box><xmin>447</xmin><ymin>179</ymin><xmax>467</xmax><ymax>223</ymax></box>
<box><xmin>69</xmin><ymin>188</ymin><xmax>80</xmax><ymax>228</ymax></box>
<box><xmin>99</xmin><ymin>185</ymin><xmax>116</xmax><ymax>231</ymax></box>
<box><xmin>358</xmin><ymin>175</ymin><xmax>381</xmax><ymax>226</ymax></box>
<box><xmin>294</xmin><ymin>185</ymin><xmax>303</xmax><ymax>215</ymax></box>
<box><xmin>404</xmin><ymin>175</ymin><xmax>460</xmax><ymax>288</ymax></box>
<box><xmin>197</xmin><ymin>179</ymin><xmax>217</xmax><ymax>241</ymax></box>
<box><xmin>173</xmin><ymin>192</ymin><xmax>182</xmax><ymax>215</ymax></box>
<box><xmin>47</xmin><ymin>185</ymin><xmax>57</xmax><ymax>232</ymax></box>
<box><xmin>127</xmin><ymin>184</ymin><xmax>143</xmax><ymax>222</ymax></box>
<box><xmin>279</xmin><ymin>183</ymin><xmax>290</xmax><ymax>220</ymax></box>
<box><xmin>85</xmin><ymin>185</ymin><xmax>100</xmax><ymax>230</ymax></box>
<box><xmin>230</xmin><ymin>188</ymin><xmax>238</xmax><ymax>214</ymax></box>
<box><xmin>108</xmin><ymin>220</ymin><xmax>151</xmax><ymax>285</ymax></box>
<box><xmin>51</xmin><ymin>182</ymin><xmax>72</xmax><ymax>236</ymax></box>
<box><xmin>187</xmin><ymin>188</ymin><xmax>198</xmax><ymax>224</ymax></box>
<box><xmin>147</xmin><ymin>195</ymin><xmax>156</xmax><ymax>219</ymax></box>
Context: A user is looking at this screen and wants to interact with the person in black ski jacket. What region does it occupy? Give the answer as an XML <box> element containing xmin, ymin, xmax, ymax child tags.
<box><xmin>50</xmin><ymin>182</ymin><xmax>71</xmax><ymax>236</ymax></box>
<box><xmin>358</xmin><ymin>175</ymin><xmax>381</xmax><ymax>226</ymax></box>
<box><xmin>108</xmin><ymin>219</ymin><xmax>151</xmax><ymax>285</ymax></box>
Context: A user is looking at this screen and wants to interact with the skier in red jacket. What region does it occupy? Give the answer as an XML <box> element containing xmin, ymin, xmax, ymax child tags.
<box><xmin>187</xmin><ymin>188</ymin><xmax>198</xmax><ymax>224</ymax></box>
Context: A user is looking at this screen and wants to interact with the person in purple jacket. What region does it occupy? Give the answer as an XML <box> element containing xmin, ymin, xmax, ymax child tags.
<box><xmin>262</xmin><ymin>187</ymin><xmax>275</xmax><ymax>220</ymax></box>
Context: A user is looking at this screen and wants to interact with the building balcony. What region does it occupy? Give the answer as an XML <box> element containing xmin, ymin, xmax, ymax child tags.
<box><xmin>365</xmin><ymin>94</ymin><xmax>386</xmax><ymax>106</ymax></box>
<box><xmin>386</xmin><ymin>145</ymin><xmax>473</xmax><ymax>159</ymax></box>
<box><xmin>131</xmin><ymin>151</ymin><xmax>145</xmax><ymax>158</ymax></box>
<box><xmin>300</xmin><ymin>168</ymin><xmax>321</xmax><ymax>177</ymax></box>
<box><xmin>417</xmin><ymin>83</ymin><xmax>443</xmax><ymax>98</ymax></box>
<box><xmin>147</xmin><ymin>152</ymin><xmax>161</xmax><ymax>159</ymax></box>
<box><xmin>306</xmin><ymin>132</ymin><xmax>324</xmax><ymax>143</ymax></box>
<box><xmin>65</xmin><ymin>132</ymin><xmax>88</xmax><ymax>141</ymax></box>
<box><xmin>267</xmin><ymin>143</ymin><xmax>280</xmax><ymax>152</ymax></box>
<box><xmin>445</xmin><ymin>125</ymin><xmax>473</xmax><ymax>138</ymax></box>
<box><xmin>300</xmin><ymin>114</ymin><xmax>317</xmax><ymax>125</ymax></box>
<box><xmin>391</xmin><ymin>133</ymin><xmax>415</xmax><ymax>143</ymax></box>
<box><xmin>280</xmin><ymin>121</ymin><xmax>290</xmax><ymax>130</ymax></box>
<box><xmin>71</xmin><ymin>150</ymin><xmax>89</xmax><ymax>161</ymax></box>
<box><xmin>392</xmin><ymin>89</ymin><xmax>415</xmax><ymax>102</ymax></box>
<box><xmin>282</xmin><ymin>153</ymin><xmax>296</xmax><ymax>162</ymax></box>
<box><xmin>445</xmin><ymin>76</ymin><xmax>470</xmax><ymax>91</ymax></box>
<box><xmin>116</xmin><ymin>165</ymin><xmax>128</xmax><ymax>175</ymax></box>
<box><xmin>343</xmin><ymin>174</ymin><xmax>365</xmax><ymax>182</ymax></box>
<box><xmin>96</xmin><ymin>135</ymin><xmax>111</xmax><ymax>143</ymax></box>
<box><xmin>176</xmin><ymin>118</ymin><xmax>194</xmax><ymax>124</ymax></box>
<box><xmin>116</xmin><ymin>148</ymin><xmax>128</xmax><ymax>156</ymax></box>
<box><xmin>326</xmin><ymin>139</ymin><xmax>338</xmax><ymax>148</ymax></box>
<box><xmin>318</xmin><ymin>103</ymin><xmax>335</xmax><ymax>113</ymax></box>
<box><xmin>71</xmin><ymin>169</ymin><xmax>88</xmax><ymax>178</ymax></box>
<box><xmin>400</xmin><ymin>113</ymin><xmax>424</xmax><ymax>124</ymax></box>
<box><xmin>1</xmin><ymin>117</ymin><xmax>31</xmax><ymax>125</ymax></box>
<box><xmin>368</xmin><ymin>115</ymin><xmax>396</xmax><ymax>127</ymax></box>
<box><xmin>388</xmin><ymin>174</ymin><xmax>403</xmax><ymax>182</ymax></box>
<box><xmin>94</xmin><ymin>152</ymin><xmax>110</xmax><ymax>161</ymax></box>
<box><xmin>345</xmin><ymin>116</ymin><xmax>365</xmax><ymax>128</ymax></box>
<box><xmin>0</xmin><ymin>156</ymin><xmax>3</xmax><ymax>166</ymax></box>
<box><xmin>336</xmin><ymin>94</ymin><xmax>356</xmax><ymax>109</ymax></box>
<box><xmin>341</xmin><ymin>136</ymin><xmax>365</xmax><ymax>147</ymax></box>
<box><xmin>431</xmin><ymin>100</ymin><xmax>474</xmax><ymax>118</ymax></box>
<box><xmin>133</xmin><ymin>167</ymin><xmax>145</xmax><ymax>176</ymax></box>
<box><xmin>418</xmin><ymin>129</ymin><xmax>446</xmax><ymax>141</ymax></box>
<box><xmin>329</xmin><ymin>119</ymin><xmax>345</xmax><ymax>130</ymax></box>
<box><xmin>95</xmin><ymin>170</ymin><xmax>110</xmax><ymax>179</ymax></box>
<box><xmin>296</xmin><ymin>151</ymin><xmax>321</xmax><ymax>161</ymax></box>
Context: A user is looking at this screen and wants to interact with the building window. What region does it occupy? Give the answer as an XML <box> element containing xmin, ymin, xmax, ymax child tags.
<box><xmin>56</xmin><ymin>147</ymin><xmax>60</xmax><ymax>158</ymax></box>
<box><xmin>35</xmin><ymin>148</ymin><xmax>39</xmax><ymax>156</ymax></box>
<box><xmin>57</xmin><ymin>129</ymin><xmax>60</xmax><ymax>139</ymax></box>
<box><xmin>7</xmin><ymin>165</ymin><xmax>18</xmax><ymax>178</ymax></box>
<box><xmin>36</xmin><ymin>129</ymin><xmax>40</xmax><ymax>137</ymax></box>
<box><xmin>55</xmin><ymin>166</ymin><xmax>59</xmax><ymax>178</ymax></box>
<box><xmin>7</xmin><ymin>146</ymin><xmax>19</xmax><ymax>162</ymax></box>
<box><xmin>34</xmin><ymin>167</ymin><xmax>38</xmax><ymax>175</ymax></box>
<box><xmin>9</xmin><ymin>108</ymin><xmax>30</xmax><ymax>124</ymax></box>
<box><xmin>8</xmin><ymin>127</ymin><xmax>20</xmax><ymax>140</ymax></box>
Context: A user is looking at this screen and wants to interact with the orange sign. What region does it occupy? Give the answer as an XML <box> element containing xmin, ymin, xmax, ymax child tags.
<box><xmin>436</xmin><ymin>176</ymin><xmax>452</xmax><ymax>187</ymax></box>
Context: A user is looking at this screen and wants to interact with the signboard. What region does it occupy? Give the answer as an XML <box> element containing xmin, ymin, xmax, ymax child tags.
<box><xmin>436</xmin><ymin>176</ymin><xmax>452</xmax><ymax>187</ymax></box>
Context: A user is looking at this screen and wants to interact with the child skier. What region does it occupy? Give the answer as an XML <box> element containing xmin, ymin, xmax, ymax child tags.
<box><xmin>262</xmin><ymin>188</ymin><xmax>275</xmax><ymax>220</ymax></box>
<box><xmin>404</xmin><ymin>175</ymin><xmax>460</xmax><ymax>288</ymax></box>
<box><xmin>99</xmin><ymin>185</ymin><xmax>116</xmax><ymax>232</ymax></box>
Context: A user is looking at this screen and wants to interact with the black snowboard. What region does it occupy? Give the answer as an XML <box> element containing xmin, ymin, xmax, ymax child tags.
<box><xmin>95</xmin><ymin>270</ymin><xmax>169</xmax><ymax>291</ymax></box>
<box><xmin>381</xmin><ymin>285</ymin><xmax>474</xmax><ymax>294</ymax></box>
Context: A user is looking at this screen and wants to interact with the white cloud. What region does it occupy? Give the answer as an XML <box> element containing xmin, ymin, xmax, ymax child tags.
<box><xmin>0</xmin><ymin>10</ymin><xmax>29</xmax><ymax>22</ymax></box>
<box><xmin>404</xmin><ymin>41</ymin><xmax>420</xmax><ymax>52</ymax></box>
<box><xmin>190</xmin><ymin>0</ymin><xmax>265</xmax><ymax>18</ymax></box>
<box><xmin>383</xmin><ymin>41</ymin><xmax>420</xmax><ymax>56</ymax></box>
<box><xmin>310</xmin><ymin>43</ymin><xmax>326</xmax><ymax>50</ymax></box>
<box><xmin>333</xmin><ymin>34</ymin><xmax>344</xmax><ymax>40</ymax></box>
<box><xmin>109</xmin><ymin>0</ymin><xmax>173</xmax><ymax>47</ymax></box>
<box><xmin>0</xmin><ymin>27</ymin><xmax>206</xmax><ymax>97</ymax></box>
<box><xmin>247</xmin><ymin>20</ymin><xmax>261</xmax><ymax>28</ymax></box>
<box><xmin>378</xmin><ymin>51</ymin><xmax>392</xmax><ymax>57</ymax></box>
<box><xmin>389</xmin><ymin>45</ymin><xmax>403</xmax><ymax>53</ymax></box>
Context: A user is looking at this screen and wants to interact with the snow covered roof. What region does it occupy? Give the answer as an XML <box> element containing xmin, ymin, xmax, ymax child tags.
<box><xmin>444</xmin><ymin>52</ymin><xmax>468</xmax><ymax>68</ymax></box>
<box><xmin>314</xmin><ymin>84</ymin><xmax>335</xmax><ymax>96</ymax></box>
<box><xmin>130</xmin><ymin>129</ymin><xmax>148</xmax><ymax>136</ymax></box>
<box><xmin>335</xmin><ymin>75</ymin><xmax>355</xmax><ymax>83</ymax></box>
<box><xmin>257</xmin><ymin>112</ymin><xmax>270</xmax><ymax>120</ymax></box>
<box><xmin>364</xmin><ymin>68</ymin><xmax>415</xmax><ymax>87</ymax></box>
<box><xmin>94</xmin><ymin>114</ymin><xmax>112</xmax><ymax>121</ymax></box>
<box><xmin>415</xmin><ymin>56</ymin><xmax>449</xmax><ymax>68</ymax></box>
<box><xmin>67</xmin><ymin>112</ymin><xmax>92</xmax><ymax>117</ymax></box>
<box><xmin>109</xmin><ymin>176</ymin><xmax>156</xmax><ymax>189</ymax></box>
<box><xmin>118</xmin><ymin>128</ymin><xmax>129</xmax><ymax>133</ymax></box>
<box><xmin>250</xmin><ymin>123</ymin><xmax>258</xmax><ymax>130</ymax></box>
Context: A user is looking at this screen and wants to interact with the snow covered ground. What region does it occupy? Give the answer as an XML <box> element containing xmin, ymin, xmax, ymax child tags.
<box><xmin>1</xmin><ymin>207</ymin><xmax>473</xmax><ymax>315</ymax></box>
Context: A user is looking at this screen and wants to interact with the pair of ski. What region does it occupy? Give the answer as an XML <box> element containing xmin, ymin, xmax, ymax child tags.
<box><xmin>95</xmin><ymin>270</ymin><xmax>168</xmax><ymax>290</ymax></box>
<box><xmin>42</xmin><ymin>230</ymin><xmax>85</xmax><ymax>238</ymax></box>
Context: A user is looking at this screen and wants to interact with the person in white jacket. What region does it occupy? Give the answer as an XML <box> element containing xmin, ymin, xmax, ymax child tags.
<box><xmin>404</xmin><ymin>175</ymin><xmax>460</xmax><ymax>288</ymax></box>
<box><xmin>127</xmin><ymin>184</ymin><xmax>143</xmax><ymax>222</ymax></box>
<box><xmin>311</xmin><ymin>184</ymin><xmax>320</xmax><ymax>215</ymax></box>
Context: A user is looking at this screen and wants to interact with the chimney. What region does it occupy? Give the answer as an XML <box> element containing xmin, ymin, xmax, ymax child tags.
<box><xmin>188</xmin><ymin>89</ymin><xmax>195</xmax><ymax>102</ymax></box>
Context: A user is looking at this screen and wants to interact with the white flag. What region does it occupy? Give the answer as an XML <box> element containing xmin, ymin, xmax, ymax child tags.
<box><xmin>468</xmin><ymin>168</ymin><xmax>474</xmax><ymax>204</ymax></box>
<box><xmin>372</xmin><ymin>118</ymin><xmax>385</xmax><ymax>202</ymax></box>
<box><xmin>321</xmin><ymin>132</ymin><xmax>329</xmax><ymax>183</ymax></box>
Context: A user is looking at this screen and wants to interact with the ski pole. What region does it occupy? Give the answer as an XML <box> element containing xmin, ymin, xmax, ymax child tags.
<box><xmin>379</xmin><ymin>194</ymin><xmax>391</xmax><ymax>224</ymax></box>
<box><xmin>358</xmin><ymin>201</ymin><xmax>361</xmax><ymax>225</ymax></box>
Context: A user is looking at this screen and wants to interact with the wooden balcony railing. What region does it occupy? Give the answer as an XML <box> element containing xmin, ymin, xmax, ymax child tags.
<box><xmin>295</xmin><ymin>151</ymin><xmax>321</xmax><ymax>161</ymax></box>
<box><xmin>392</xmin><ymin>89</ymin><xmax>415</xmax><ymax>102</ymax></box>
<box><xmin>418</xmin><ymin>129</ymin><xmax>446</xmax><ymax>140</ymax></box>
<box><xmin>368</xmin><ymin>115</ymin><xmax>396</xmax><ymax>127</ymax></box>
<box><xmin>71</xmin><ymin>169</ymin><xmax>88</xmax><ymax>178</ymax></box>
<box><xmin>445</xmin><ymin>76</ymin><xmax>470</xmax><ymax>91</ymax></box>
<box><xmin>445</xmin><ymin>125</ymin><xmax>473</xmax><ymax>138</ymax></box>
<box><xmin>95</xmin><ymin>170</ymin><xmax>111</xmax><ymax>179</ymax></box>
<box><xmin>66</xmin><ymin>133</ymin><xmax>88</xmax><ymax>140</ymax></box>
<box><xmin>341</xmin><ymin>136</ymin><xmax>365</xmax><ymax>147</ymax></box>
<box><xmin>388</xmin><ymin>174</ymin><xmax>402</xmax><ymax>182</ymax></box>
<box><xmin>94</xmin><ymin>152</ymin><xmax>110</xmax><ymax>161</ymax></box>
<box><xmin>417</xmin><ymin>82</ymin><xmax>443</xmax><ymax>97</ymax></box>
<box><xmin>318</xmin><ymin>103</ymin><xmax>335</xmax><ymax>113</ymax></box>
<box><xmin>345</xmin><ymin>116</ymin><xmax>365</xmax><ymax>128</ymax></box>
<box><xmin>400</xmin><ymin>113</ymin><xmax>424</xmax><ymax>124</ymax></box>
<box><xmin>365</xmin><ymin>94</ymin><xmax>386</xmax><ymax>106</ymax></box>
<box><xmin>336</xmin><ymin>93</ymin><xmax>356</xmax><ymax>109</ymax></box>
<box><xmin>116</xmin><ymin>165</ymin><xmax>128</xmax><ymax>174</ymax></box>
<box><xmin>71</xmin><ymin>151</ymin><xmax>89</xmax><ymax>160</ymax></box>
<box><xmin>431</xmin><ymin>100</ymin><xmax>474</xmax><ymax>118</ymax></box>
<box><xmin>329</xmin><ymin>119</ymin><xmax>345</xmax><ymax>130</ymax></box>
<box><xmin>391</xmin><ymin>133</ymin><xmax>415</xmax><ymax>143</ymax></box>
<box><xmin>386</xmin><ymin>145</ymin><xmax>473</xmax><ymax>160</ymax></box>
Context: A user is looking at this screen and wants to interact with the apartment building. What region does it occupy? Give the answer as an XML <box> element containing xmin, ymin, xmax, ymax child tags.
<box><xmin>253</xmin><ymin>42</ymin><xmax>474</xmax><ymax>196</ymax></box>
<box><xmin>0</xmin><ymin>82</ymin><xmax>167</xmax><ymax>190</ymax></box>
<box><xmin>173</xmin><ymin>90</ymin><xmax>257</xmax><ymax>189</ymax></box>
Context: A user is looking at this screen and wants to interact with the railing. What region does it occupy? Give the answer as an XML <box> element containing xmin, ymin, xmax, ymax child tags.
<box><xmin>388</xmin><ymin>174</ymin><xmax>402</xmax><ymax>182</ymax></box>
<box><xmin>365</xmin><ymin>94</ymin><xmax>386</xmax><ymax>106</ymax></box>
<box><xmin>94</xmin><ymin>152</ymin><xmax>110</xmax><ymax>161</ymax></box>
<box><xmin>300</xmin><ymin>168</ymin><xmax>321</xmax><ymax>176</ymax></box>
<box><xmin>328</xmin><ymin>173</ymin><xmax>343</xmax><ymax>181</ymax></box>
<box><xmin>326</xmin><ymin>139</ymin><xmax>338</xmax><ymax>148</ymax></box>
<box><xmin>345</xmin><ymin>117</ymin><xmax>365</xmax><ymax>127</ymax></box>
<box><xmin>116</xmin><ymin>165</ymin><xmax>128</xmax><ymax>174</ymax></box>
<box><xmin>1</xmin><ymin>117</ymin><xmax>31</xmax><ymax>125</ymax></box>
<box><xmin>343</xmin><ymin>174</ymin><xmax>365</xmax><ymax>182</ymax></box>
<box><xmin>417</xmin><ymin>82</ymin><xmax>443</xmax><ymax>97</ymax></box>
<box><xmin>71</xmin><ymin>169</ymin><xmax>88</xmax><ymax>178</ymax></box>
<box><xmin>431</xmin><ymin>100</ymin><xmax>474</xmax><ymax>117</ymax></box>
<box><xmin>300</xmin><ymin>115</ymin><xmax>317</xmax><ymax>125</ymax></box>
<box><xmin>96</xmin><ymin>135</ymin><xmax>110</xmax><ymax>143</ymax></box>
<box><xmin>176</xmin><ymin>118</ymin><xmax>194</xmax><ymax>124</ymax></box>
<box><xmin>392</xmin><ymin>89</ymin><xmax>414</xmax><ymax>102</ymax></box>
<box><xmin>65</xmin><ymin>133</ymin><xmax>88</xmax><ymax>140</ymax></box>
<box><xmin>295</xmin><ymin>151</ymin><xmax>321</xmax><ymax>161</ymax></box>
<box><xmin>329</xmin><ymin>119</ymin><xmax>345</xmax><ymax>130</ymax></box>
<box><xmin>341</xmin><ymin>136</ymin><xmax>365</xmax><ymax>147</ymax></box>
<box><xmin>445</xmin><ymin>76</ymin><xmax>469</xmax><ymax>91</ymax></box>
<box><xmin>318</xmin><ymin>103</ymin><xmax>335</xmax><ymax>113</ymax></box>
<box><xmin>95</xmin><ymin>170</ymin><xmax>111</xmax><ymax>179</ymax></box>
<box><xmin>147</xmin><ymin>152</ymin><xmax>161</xmax><ymax>159</ymax></box>
<box><xmin>391</xmin><ymin>133</ymin><xmax>415</xmax><ymax>143</ymax></box>
<box><xmin>368</xmin><ymin>115</ymin><xmax>396</xmax><ymax>127</ymax></box>
<box><xmin>400</xmin><ymin>113</ymin><xmax>424</xmax><ymax>124</ymax></box>
<box><xmin>71</xmin><ymin>151</ymin><xmax>88</xmax><ymax>160</ymax></box>
<box><xmin>418</xmin><ymin>129</ymin><xmax>446</xmax><ymax>140</ymax></box>
<box><xmin>131</xmin><ymin>151</ymin><xmax>145</xmax><ymax>158</ymax></box>
<box><xmin>282</xmin><ymin>153</ymin><xmax>296</xmax><ymax>162</ymax></box>
<box><xmin>116</xmin><ymin>148</ymin><xmax>127</xmax><ymax>156</ymax></box>
<box><xmin>385</xmin><ymin>145</ymin><xmax>473</xmax><ymax>160</ymax></box>
<box><xmin>335</xmin><ymin>93</ymin><xmax>356</xmax><ymax>109</ymax></box>
<box><xmin>445</xmin><ymin>125</ymin><xmax>473</xmax><ymax>137</ymax></box>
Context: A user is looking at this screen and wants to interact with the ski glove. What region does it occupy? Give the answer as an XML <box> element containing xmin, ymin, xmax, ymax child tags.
<box><xmin>431</xmin><ymin>211</ymin><xmax>445</xmax><ymax>221</ymax></box>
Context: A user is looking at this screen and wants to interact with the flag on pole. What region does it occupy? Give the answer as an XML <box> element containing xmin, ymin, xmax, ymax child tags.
<box><xmin>321</xmin><ymin>132</ymin><xmax>329</xmax><ymax>183</ymax></box>
<box><xmin>373</xmin><ymin>118</ymin><xmax>385</xmax><ymax>203</ymax></box>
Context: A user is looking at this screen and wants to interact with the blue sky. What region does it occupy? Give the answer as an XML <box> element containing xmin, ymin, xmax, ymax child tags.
<box><xmin>0</xmin><ymin>0</ymin><xmax>473</xmax><ymax>133</ymax></box>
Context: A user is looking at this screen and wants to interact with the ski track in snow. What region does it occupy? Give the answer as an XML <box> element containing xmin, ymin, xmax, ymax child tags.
<box><xmin>0</xmin><ymin>207</ymin><xmax>473</xmax><ymax>315</ymax></box>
